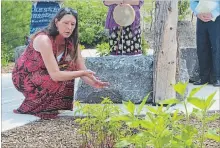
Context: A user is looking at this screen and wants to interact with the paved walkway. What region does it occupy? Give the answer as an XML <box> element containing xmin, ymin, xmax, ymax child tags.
<box><xmin>2</xmin><ymin>49</ymin><xmax>220</xmax><ymax>131</ymax></box>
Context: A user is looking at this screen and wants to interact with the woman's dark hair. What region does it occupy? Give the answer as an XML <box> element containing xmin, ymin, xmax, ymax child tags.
<box><xmin>45</xmin><ymin>7</ymin><xmax>79</xmax><ymax>61</ymax></box>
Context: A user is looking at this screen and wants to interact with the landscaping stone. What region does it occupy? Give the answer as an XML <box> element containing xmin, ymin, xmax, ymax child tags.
<box><xmin>180</xmin><ymin>47</ymin><xmax>200</xmax><ymax>82</ymax></box>
<box><xmin>75</xmin><ymin>52</ymin><xmax>191</xmax><ymax>103</ymax></box>
<box><xmin>75</xmin><ymin>55</ymin><xmax>154</xmax><ymax>104</ymax></box>
<box><xmin>177</xmin><ymin>21</ymin><xmax>196</xmax><ymax>48</ymax></box>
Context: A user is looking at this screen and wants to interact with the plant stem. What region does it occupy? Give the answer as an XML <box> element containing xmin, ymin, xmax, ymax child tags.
<box><xmin>200</xmin><ymin>111</ymin><xmax>206</xmax><ymax>148</ymax></box>
<box><xmin>183</xmin><ymin>100</ymin><xmax>189</xmax><ymax>124</ymax></box>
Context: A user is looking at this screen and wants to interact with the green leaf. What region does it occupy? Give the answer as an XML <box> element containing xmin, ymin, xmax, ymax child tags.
<box><xmin>172</xmin><ymin>109</ymin><xmax>184</xmax><ymax>122</ymax></box>
<box><xmin>159</xmin><ymin>98</ymin><xmax>180</xmax><ymax>105</ymax></box>
<box><xmin>187</xmin><ymin>97</ymin><xmax>206</xmax><ymax>110</ymax></box>
<box><xmin>173</xmin><ymin>81</ymin><xmax>188</xmax><ymax>96</ymax></box>
<box><xmin>191</xmin><ymin>108</ymin><xmax>203</xmax><ymax>120</ymax></box>
<box><xmin>205</xmin><ymin>130</ymin><xmax>220</xmax><ymax>142</ymax></box>
<box><xmin>107</xmin><ymin>115</ymin><xmax>131</xmax><ymax>122</ymax></box>
<box><xmin>125</xmin><ymin>101</ymin><xmax>135</xmax><ymax>115</ymax></box>
<box><xmin>146</xmin><ymin>106</ymin><xmax>157</xmax><ymax>114</ymax></box>
<box><xmin>189</xmin><ymin>84</ymin><xmax>207</xmax><ymax>97</ymax></box>
<box><xmin>115</xmin><ymin>140</ymin><xmax>131</xmax><ymax>147</ymax></box>
<box><xmin>205</xmin><ymin>91</ymin><xmax>217</xmax><ymax>110</ymax></box>
<box><xmin>127</xmin><ymin>120</ymin><xmax>140</xmax><ymax>128</ymax></box>
<box><xmin>205</xmin><ymin>113</ymin><xmax>220</xmax><ymax>122</ymax></box>
<box><xmin>137</xmin><ymin>92</ymin><xmax>151</xmax><ymax>115</ymax></box>
<box><xmin>139</xmin><ymin>120</ymin><xmax>154</xmax><ymax>129</ymax></box>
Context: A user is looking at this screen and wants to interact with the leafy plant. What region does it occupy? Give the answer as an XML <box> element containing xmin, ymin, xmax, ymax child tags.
<box><xmin>178</xmin><ymin>0</ymin><xmax>191</xmax><ymax>20</ymax></box>
<box><xmin>96</xmin><ymin>42</ymin><xmax>110</xmax><ymax>56</ymax></box>
<box><xmin>74</xmin><ymin>82</ymin><xmax>219</xmax><ymax>147</ymax></box>
<box><xmin>141</xmin><ymin>34</ymin><xmax>150</xmax><ymax>55</ymax></box>
<box><xmin>79</xmin><ymin>44</ymin><xmax>85</xmax><ymax>50</ymax></box>
<box><xmin>173</xmin><ymin>82</ymin><xmax>220</xmax><ymax>147</ymax></box>
<box><xmin>65</xmin><ymin>0</ymin><xmax>108</xmax><ymax>47</ymax></box>
<box><xmin>74</xmin><ymin>98</ymin><xmax>124</xmax><ymax>148</ymax></box>
<box><xmin>1</xmin><ymin>1</ymin><xmax>31</xmax><ymax>66</ymax></box>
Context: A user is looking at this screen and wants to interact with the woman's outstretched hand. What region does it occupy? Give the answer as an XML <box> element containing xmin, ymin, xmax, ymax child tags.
<box><xmin>91</xmin><ymin>77</ymin><xmax>110</xmax><ymax>89</ymax></box>
<box><xmin>82</xmin><ymin>69</ymin><xmax>110</xmax><ymax>89</ymax></box>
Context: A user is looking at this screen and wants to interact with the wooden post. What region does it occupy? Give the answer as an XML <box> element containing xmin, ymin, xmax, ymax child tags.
<box><xmin>153</xmin><ymin>0</ymin><xmax>178</xmax><ymax>102</ymax></box>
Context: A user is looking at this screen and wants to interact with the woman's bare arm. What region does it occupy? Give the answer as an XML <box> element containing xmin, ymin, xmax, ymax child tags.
<box><xmin>76</xmin><ymin>46</ymin><xmax>109</xmax><ymax>88</ymax></box>
<box><xmin>123</xmin><ymin>0</ymin><xmax>140</xmax><ymax>5</ymax></box>
<box><xmin>103</xmin><ymin>0</ymin><xmax>123</xmax><ymax>5</ymax></box>
<box><xmin>104</xmin><ymin>0</ymin><xmax>140</xmax><ymax>6</ymax></box>
<box><xmin>33</xmin><ymin>35</ymin><xmax>93</xmax><ymax>82</ymax></box>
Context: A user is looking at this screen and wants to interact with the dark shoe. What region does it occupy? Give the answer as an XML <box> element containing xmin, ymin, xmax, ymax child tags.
<box><xmin>213</xmin><ymin>80</ymin><xmax>220</xmax><ymax>87</ymax></box>
<box><xmin>193</xmin><ymin>79</ymin><xmax>209</xmax><ymax>85</ymax></box>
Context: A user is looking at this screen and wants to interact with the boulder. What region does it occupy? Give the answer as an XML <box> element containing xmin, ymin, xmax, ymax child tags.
<box><xmin>75</xmin><ymin>55</ymin><xmax>154</xmax><ymax>104</ymax></box>
<box><xmin>177</xmin><ymin>21</ymin><xmax>196</xmax><ymax>48</ymax></box>
<box><xmin>179</xmin><ymin>47</ymin><xmax>200</xmax><ymax>82</ymax></box>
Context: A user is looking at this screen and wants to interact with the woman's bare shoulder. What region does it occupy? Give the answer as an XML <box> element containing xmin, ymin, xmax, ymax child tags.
<box><xmin>33</xmin><ymin>34</ymin><xmax>53</xmax><ymax>51</ymax></box>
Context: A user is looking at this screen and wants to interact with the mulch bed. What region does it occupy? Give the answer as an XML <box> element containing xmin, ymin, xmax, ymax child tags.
<box><xmin>1</xmin><ymin>112</ymin><xmax>220</xmax><ymax>148</ymax></box>
<box><xmin>2</xmin><ymin>117</ymin><xmax>82</xmax><ymax>148</ymax></box>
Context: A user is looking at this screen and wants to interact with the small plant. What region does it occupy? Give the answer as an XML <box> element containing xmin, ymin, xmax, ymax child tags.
<box><xmin>74</xmin><ymin>98</ymin><xmax>124</xmax><ymax>148</ymax></box>
<box><xmin>96</xmin><ymin>42</ymin><xmax>110</xmax><ymax>56</ymax></box>
<box><xmin>74</xmin><ymin>83</ymin><xmax>219</xmax><ymax>147</ymax></box>
<box><xmin>111</xmin><ymin>82</ymin><xmax>219</xmax><ymax>147</ymax></box>
<box><xmin>79</xmin><ymin>44</ymin><xmax>85</xmax><ymax>50</ymax></box>
<box><xmin>141</xmin><ymin>34</ymin><xmax>150</xmax><ymax>55</ymax></box>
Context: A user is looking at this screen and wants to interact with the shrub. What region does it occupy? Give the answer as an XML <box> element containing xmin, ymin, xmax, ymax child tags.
<box><xmin>65</xmin><ymin>0</ymin><xmax>108</xmax><ymax>47</ymax></box>
<box><xmin>74</xmin><ymin>82</ymin><xmax>219</xmax><ymax>148</ymax></box>
<box><xmin>96</xmin><ymin>42</ymin><xmax>110</xmax><ymax>56</ymax></box>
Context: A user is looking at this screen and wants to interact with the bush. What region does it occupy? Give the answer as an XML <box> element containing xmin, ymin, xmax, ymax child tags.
<box><xmin>1</xmin><ymin>1</ymin><xmax>31</xmax><ymax>65</ymax></box>
<box><xmin>65</xmin><ymin>0</ymin><xmax>108</xmax><ymax>47</ymax></box>
<box><xmin>75</xmin><ymin>82</ymin><xmax>220</xmax><ymax>148</ymax></box>
<box><xmin>178</xmin><ymin>0</ymin><xmax>191</xmax><ymax>20</ymax></box>
<box><xmin>96</xmin><ymin>42</ymin><xmax>110</xmax><ymax>56</ymax></box>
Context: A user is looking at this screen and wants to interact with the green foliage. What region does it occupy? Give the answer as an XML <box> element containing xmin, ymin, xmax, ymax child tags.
<box><xmin>74</xmin><ymin>98</ymin><xmax>124</xmax><ymax>147</ymax></box>
<box><xmin>64</xmin><ymin>0</ymin><xmax>108</xmax><ymax>47</ymax></box>
<box><xmin>1</xmin><ymin>1</ymin><xmax>31</xmax><ymax>65</ymax></box>
<box><xmin>79</xmin><ymin>44</ymin><xmax>85</xmax><ymax>50</ymax></box>
<box><xmin>96</xmin><ymin>42</ymin><xmax>110</xmax><ymax>56</ymax></box>
<box><xmin>175</xmin><ymin>82</ymin><xmax>219</xmax><ymax>148</ymax></box>
<box><xmin>1</xmin><ymin>43</ymin><xmax>13</xmax><ymax>67</ymax></box>
<box><xmin>141</xmin><ymin>34</ymin><xmax>150</xmax><ymax>55</ymax></box>
<box><xmin>74</xmin><ymin>83</ymin><xmax>219</xmax><ymax>148</ymax></box>
<box><xmin>178</xmin><ymin>0</ymin><xmax>191</xmax><ymax>20</ymax></box>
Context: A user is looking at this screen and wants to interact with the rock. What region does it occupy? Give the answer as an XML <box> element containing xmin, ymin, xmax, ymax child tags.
<box><xmin>176</xmin><ymin>58</ymin><xmax>190</xmax><ymax>99</ymax></box>
<box><xmin>177</xmin><ymin>21</ymin><xmax>196</xmax><ymax>48</ymax></box>
<box><xmin>179</xmin><ymin>47</ymin><xmax>200</xmax><ymax>82</ymax></box>
<box><xmin>75</xmin><ymin>55</ymin><xmax>154</xmax><ymax>104</ymax></box>
<box><xmin>144</xmin><ymin>20</ymin><xmax>197</xmax><ymax>50</ymax></box>
<box><xmin>177</xmin><ymin>58</ymin><xmax>190</xmax><ymax>83</ymax></box>
<box><xmin>14</xmin><ymin>45</ymin><xmax>26</xmax><ymax>62</ymax></box>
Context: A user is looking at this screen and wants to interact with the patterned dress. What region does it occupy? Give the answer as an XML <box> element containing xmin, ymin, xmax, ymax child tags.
<box><xmin>12</xmin><ymin>32</ymin><xmax>76</xmax><ymax>119</ymax></box>
<box><xmin>109</xmin><ymin>26</ymin><xmax>142</xmax><ymax>55</ymax></box>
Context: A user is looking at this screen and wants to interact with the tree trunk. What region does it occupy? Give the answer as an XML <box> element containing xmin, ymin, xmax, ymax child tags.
<box><xmin>153</xmin><ymin>0</ymin><xmax>178</xmax><ymax>102</ymax></box>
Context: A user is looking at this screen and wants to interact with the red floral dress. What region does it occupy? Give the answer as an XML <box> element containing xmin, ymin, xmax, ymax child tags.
<box><xmin>12</xmin><ymin>32</ymin><xmax>77</xmax><ymax>119</ymax></box>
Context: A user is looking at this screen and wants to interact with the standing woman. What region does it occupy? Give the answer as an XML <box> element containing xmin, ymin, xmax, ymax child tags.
<box><xmin>12</xmin><ymin>7</ymin><xmax>109</xmax><ymax>119</ymax></box>
<box><xmin>103</xmin><ymin>0</ymin><xmax>144</xmax><ymax>55</ymax></box>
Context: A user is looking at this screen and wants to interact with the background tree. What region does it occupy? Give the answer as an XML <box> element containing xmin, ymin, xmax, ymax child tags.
<box><xmin>153</xmin><ymin>0</ymin><xmax>179</xmax><ymax>101</ymax></box>
<box><xmin>1</xmin><ymin>1</ymin><xmax>31</xmax><ymax>66</ymax></box>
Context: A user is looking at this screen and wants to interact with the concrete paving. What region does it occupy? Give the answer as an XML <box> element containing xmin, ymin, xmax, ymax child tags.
<box><xmin>1</xmin><ymin>49</ymin><xmax>220</xmax><ymax>132</ymax></box>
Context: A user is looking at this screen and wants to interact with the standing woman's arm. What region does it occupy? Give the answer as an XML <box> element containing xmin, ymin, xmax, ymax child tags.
<box><xmin>103</xmin><ymin>0</ymin><xmax>123</xmax><ymax>5</ymax></box>
<box><xmin>123</xmin><ymin>0</ymin><xmax>140</xmax><ymax>6</ymax></box>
